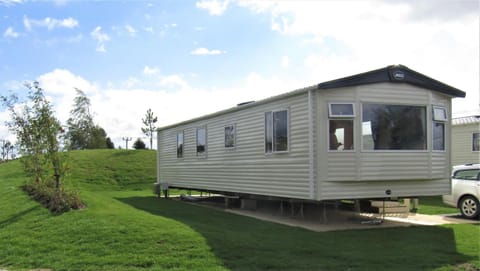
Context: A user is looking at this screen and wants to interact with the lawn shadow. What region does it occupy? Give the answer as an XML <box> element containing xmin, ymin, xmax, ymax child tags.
<box><xmin>117</xmin><ymin>196</ymin><xmax>475</xmax><ymax>271</ymax></box>
<box><xmin>0</xmin><ymin>205</ymin><xmax>40</xmax><ymax>229</ymax></box>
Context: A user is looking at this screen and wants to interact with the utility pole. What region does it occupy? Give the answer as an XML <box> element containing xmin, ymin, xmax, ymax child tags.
<box><xmin>122</xmin><ymin>137</ymin><xmax>132</xmax><ymax>150</ymax></box>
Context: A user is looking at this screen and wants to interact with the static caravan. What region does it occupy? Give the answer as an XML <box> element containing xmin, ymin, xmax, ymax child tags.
<box><xmin>451</xmin><ymin>115</ymin><xmax>480</xmax><ymax>166</ymax></box>
<box><xmin>157</xmin><ymin>65</ymin><xmax>465</xmax><ymax>202</ymax></box>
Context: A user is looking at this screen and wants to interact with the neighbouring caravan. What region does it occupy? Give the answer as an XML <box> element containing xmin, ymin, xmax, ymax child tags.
<box><xmin>157</xmin><ymin>65</ymin><xmax>466</xmax><ymax>201</ymax></box>
<box><xmin>451</xmin><ymin>114</ymin><xmax>480</xmax><ymax>166</ymax></box>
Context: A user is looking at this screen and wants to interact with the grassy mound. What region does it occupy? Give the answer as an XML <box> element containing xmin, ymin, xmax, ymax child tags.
<box><xmin>0</xmin><ymin>149</ymin><xmax>478</xmax><ymax>271</ymax></box>
<box><xmin>68</xmin><ymin>149</ymin><xmax>157</xmax><ymax>189</ymax></box>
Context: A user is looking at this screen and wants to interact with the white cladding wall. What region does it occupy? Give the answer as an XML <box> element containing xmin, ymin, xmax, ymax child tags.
<box><xmin>452</xmin><ymin>123</ymin><xmax>480</xmax><ymax>166</ymax></box>
<box><xmin>158</xmin><ymin>82</ymin><xmax>454</xmax><ymax>201</ymax></box>
<box><xmin>158</xmin><ymin>93</ymin><xmax>313</xmax><ymax>199</ymax></box>
<box><xmin>316</xmin><ymin>83</ymin><xmax>452</xmax><ymax>200</ymax></box>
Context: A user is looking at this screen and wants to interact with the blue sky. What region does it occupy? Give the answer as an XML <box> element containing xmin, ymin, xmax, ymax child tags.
<box><xmin>1</xmin><ymin>0</ymin><xmax>479</xmax><ymax>148</ymax></box>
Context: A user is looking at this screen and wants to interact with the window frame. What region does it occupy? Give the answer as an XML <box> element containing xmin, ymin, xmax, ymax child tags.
<box><xmin>432</xmin><ymin>121</ymin><xmax>446</xmax><ymax>151</ymax></box>
<box><xmin>265</xmin><ymin>109</ymin><xmax>290</xmax><ymax>154</ymax></box>
<box><xmin>328</xmin><ymin>102</ymin><xmax>355</xmax><ymax>152</ymax></box>
<box><xmin>432</xmin><ymin>106</ymin><xmax>447</xmax><ymax>152</ymax></box>
<box><xmin>196</xmin><ymin>126</ymin><xmax>207</xmax><ymax>157</ymax></box>
<box><xmin>328</xmin><ymin>103</ymin><xmax>356</xmax><ymax>118</ymax></box>
<box><xmin>473</xmin><ymin>132</ymin><xmax>480</xmax><ymax>152</ymax></box>
<box><xmin>432</xmin><ymin>106</ymin><xmax>448</xmax><ymax>121</ymax></box>
<box><xmin>224</xmin><ymin>124</ymin><xmax>236</xmax><ymax>149</ymax></box>
<box><xmin>361</xmin><ymin>103</ymin><xmax>428</xmax><ymax>152</ymax></box>
<box><xmin>176</xmin><ymin>131</ymin><xmax>184</xmax><ymax>158</ymax></box>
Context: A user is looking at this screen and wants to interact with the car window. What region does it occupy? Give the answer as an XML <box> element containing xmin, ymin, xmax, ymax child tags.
<box><xmin>453</xmin><ymin>169</ymin><xmax>480</xmax><ymax>180</ymax></box>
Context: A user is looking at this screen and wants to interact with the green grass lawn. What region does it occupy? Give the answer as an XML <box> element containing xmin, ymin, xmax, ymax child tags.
<box><xmin>416</xmin><ymin>196</ymin><xmax>460</xmax><ymax>215</ymax></box>
<box><xmin>0</xmin><ymin>149</ymin><xmax>479</xmax><ymax>271</ymax></box>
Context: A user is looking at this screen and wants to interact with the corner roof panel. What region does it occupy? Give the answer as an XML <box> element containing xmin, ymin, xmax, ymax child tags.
<box><xmin>317</xmin><ymin>64</ymin><xmax>466</xmax><ymax>98</ymax></box>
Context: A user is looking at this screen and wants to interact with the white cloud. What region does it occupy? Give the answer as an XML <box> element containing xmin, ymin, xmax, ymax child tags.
<box><xmin>125</xmin><ymin>24</ymin><xmax>136</xmax><ymax>36</ymax></box>
<box><xmin>35</xmin><ymin>69</ymin><xmax>101</xmax><ymax>143</ymax></box>
<box><xmin>237</xmin><ymin>0</ymin><xmax>479</xmax><ymax>116</ymax></box>
<box><xmin>23</xmin><ymin>15</ymin><xmax>79</xmax><ymax>31</ymax></box>
<box><xmin>143</xmin><ymin>66</ymin><xmax>159</xmax><ymax>75</ymax></box>
<box><xmin>190</xmin><ymin>47</ymin><xmax>226</xmax><ymax>55</ymax></box>
<box><xmin>3</xmin><ymin>27</ymin><xmax>19</xmax><ymax>38</ymax></box>
<box><xmin>0</xmin><ymin>0</ymin><xmax>24</xmax><ymax>6</ymax></box>
<box><xmin>11</xmin><ymin>68</ymin><xmax>298</xmax><ymax>149</ymax></box>
<box><xmin>196</xmin><ymin>0</ymin><xmax>229</xmax><ymax>16</ymax></box>
<box><xmin>90</xmin><ymin>26</ymin><xmax>110</xmax><ymax>52</ymax></box>
<box><xmin>144</xmin><ymin>26</ymin><xmax>154</xmax><ymax>33</ymax></box>
<box><xmin>281</xmin><ymin>56</ymin><xmax>289</xmax><ymax>69</ymax></box>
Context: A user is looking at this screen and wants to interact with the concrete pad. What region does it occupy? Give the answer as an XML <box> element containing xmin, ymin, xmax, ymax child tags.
<box><xmin>225</xmin><ymin>209</ymin><xmax>480</xmax><ymax>232</ymax></box>
<box><xmin>383</xmin><ymin>213</ymin><xmax>480</xmax><ymax>226</ymax></box>
<box><xmin>176</xmin><ymin>196</ymin><xmax>479</xmax><ymax>232</ymax></box>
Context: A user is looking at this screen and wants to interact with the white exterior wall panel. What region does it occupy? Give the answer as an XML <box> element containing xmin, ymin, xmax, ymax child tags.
<box><xmin>158</xmin><ymin>93</ymin><xmax>313</xmax><ymax>199</ymax></box>
<box><xmin>452</xmin><ymin>123</ymin><xmax>480</xmax><ymax>166</ymax></box>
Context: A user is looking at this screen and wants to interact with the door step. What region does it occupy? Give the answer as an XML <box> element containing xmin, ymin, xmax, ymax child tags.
<box><xmin>364</xmin><ymin>200</ymin><xmax>410</xmax><ymax>216</ymax></box>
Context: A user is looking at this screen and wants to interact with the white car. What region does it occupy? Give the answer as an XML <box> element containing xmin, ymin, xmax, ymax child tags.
<box><xmin>443</xmin><ymin>164</ymin><xmax>480</xmax><ymax>219</ymax></box>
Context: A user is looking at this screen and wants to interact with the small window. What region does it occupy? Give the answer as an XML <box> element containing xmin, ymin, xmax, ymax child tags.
<box><xmin>176</xmin><ymin>131</ymin><xmax>183</xmax><ymax>158</ymax></box>
<box><xmin>196</xmin><ymin>127</ymin><xmax>206</xmax><ymax>155</ymax></box>
<box><xmin>329</xmin><ymin>103</ymin><xmax>355</xmax><ymax>118</ymax></box>
<box><xmin>433</xmin><ymin>122</ymin><xmax>445</xmax><ymax>151</ymax></box>
<box><xmin>225</xmin><ymin>125</ymin><xmax>235</xmax><ymax>148</ymax></box>
<box><xmin>473</xmin><ymin>133</ymin><xmax>480</xmax><ymax>152</ymax></box>
<box><xmin>433</xmin><ymin>106</ymin><xmax>447</xmax><ymax>121</ymax></box>
<box><xmin>265</xmin><ymin>110</ymin><xmax>288</xmax><ymax>153</ymax></box>
<box><xmin>329</xmin><ymin>120</ymin><xmax>354</xmax><ymax>150</ymax></box>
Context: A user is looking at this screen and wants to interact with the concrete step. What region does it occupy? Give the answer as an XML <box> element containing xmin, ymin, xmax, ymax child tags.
<box><xmin>370</xmin><ymin>200</ymin><xmax>406</xmax><ymax>208</ymax></box>
<box><xmin>374</xmin><ymin>206</ymin><xmax>410</xmax><ymax>214</ymax></box>
<box><xmin>368</xmin><ymin>200</ymin><xmax>409</xmax><ymax>215</ymax></box>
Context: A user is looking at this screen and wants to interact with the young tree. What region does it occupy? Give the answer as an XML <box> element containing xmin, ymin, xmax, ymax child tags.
<box><xmin>1</xmin><ymin>82</ymin><xmax>67</xmax><ymax>188</ymax></box>
<box><xmin>141</xmin><ymin>108</ymin><xmax>158</xmax><ymax>149</ymax></box>
<box><xmin>106</xmin><ymin>137</ymin><xmax>115</xmax><ymax>149</ymax></box>
<box><xmin>1</xmin><ymin>140</ymin><xmax>15</xmax><ymax>161</ymax></box>
<box><xmin>133</xmin><ymin>138</ymin><xmax>146</xmax><ymax>150</ymax></box>
<box><xmin>67</xmin><ymin>89</ymin><xmax>108</xmax><ymax>149</ymax></box>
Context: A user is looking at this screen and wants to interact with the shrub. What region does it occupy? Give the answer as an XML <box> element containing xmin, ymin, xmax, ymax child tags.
<box><xmin>22</xmin><ymin>183</ymin><xmax>85</xmax><ymax>214</ymax></box>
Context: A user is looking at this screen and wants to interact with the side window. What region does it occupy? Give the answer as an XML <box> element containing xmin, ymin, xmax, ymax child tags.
<box><xmin>176</xmin><ymin>131</ymin><xmax>183</xmax><ymax>158</ymax></box>
<box><xmin>454</xmin><ymin>169</ymin><xmax>480</xmax><ymax>180</ymax></box>
<box><xmin>329</xmin><ymin>103</ymin><xmax>354</xmax><ymax>151</ymax></box>
<box><xmin>225</xmin><ymin>125</ymin><xmax>235</xmax><ymax>148</ymax></box>
<box><xmin>265</xmin><ymin>110</ymin><xmax>289</xmax><ymax>153</ymax></box>
<box><xmin>196</xmin><ymin>127</ymin><xmax>206</xmax><ymax>156</ymax></box>
<box><xmin>473</xmin><ymin>133</ymin><xmax>480</xmax><ymax>152</ymax></box>
<box><xmin>433</xmin><ymin>106</ymin><xmax>447</xmax><ymax>151</ymax></box>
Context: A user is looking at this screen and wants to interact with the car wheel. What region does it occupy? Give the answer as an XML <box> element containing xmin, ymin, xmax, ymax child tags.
<box><xmin>459</xmin><ymin>196</ymin><xmax>480</xmax><ymax>219</ymax></box>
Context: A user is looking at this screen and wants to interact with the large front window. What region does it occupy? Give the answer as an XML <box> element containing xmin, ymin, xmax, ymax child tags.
<box><xmin>265</xmin><ymin>110</ymin><xmax>288</xmax><ymax>153</ymax></box>
<box><xmin>362</xmin><ymin>104</ymin><xmax>426</xmax><ymax>150</ymax></box>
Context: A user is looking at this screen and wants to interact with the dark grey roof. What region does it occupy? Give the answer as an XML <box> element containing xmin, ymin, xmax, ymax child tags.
<box><xmin>317</xmin><ymin>64</ymin><xmax>466</xmax><ymax>98</ymax></box>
